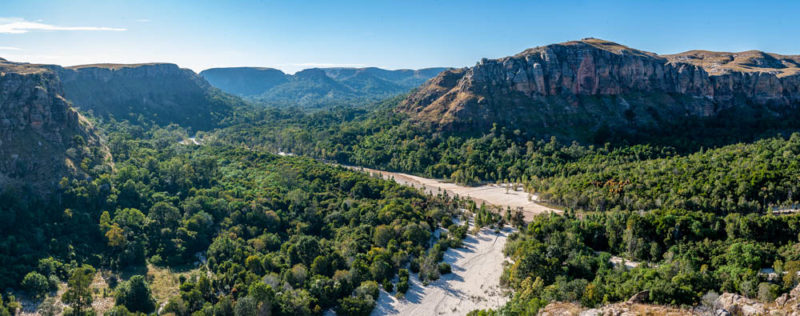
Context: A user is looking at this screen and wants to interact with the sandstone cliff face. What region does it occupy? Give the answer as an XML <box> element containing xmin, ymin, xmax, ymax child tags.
<box><xmin>52</xmin><ymin>63</ymin><xmax>241</xmax><ymax>130</ymax></box>
<box><xmin>0</xmin><ymin>60</ymin><xmax>105</xmax><ymax>189</ymax></box>
<box><xmin>400</xmin><ymin>39</ymin><xmax>800</xmax><ymax>140</ymax></box>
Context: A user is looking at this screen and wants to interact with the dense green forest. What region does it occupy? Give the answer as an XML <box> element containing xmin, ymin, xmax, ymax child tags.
<box><xmin>494</xmin><ymin>210</ymin><xmax>800</xmax><ymax>314</ymax></box>
<box><xmin>4</xmin><ymin>92</ymin><xmax>800</xmax><ymax>315</ymax></box>
<box><xmin>210</xmin><ymin>103</ymin><xmax>800</xmax><ymax>314</ymax></box>
<box><xmin>0</xmin><ymin>118</ymin><xmax>470</xmax><ymax>315</ymax></box>
<box><xmin>216</xmin><ymin>104</ymin><xmax>800</xmax><ymax>214</ymax></box>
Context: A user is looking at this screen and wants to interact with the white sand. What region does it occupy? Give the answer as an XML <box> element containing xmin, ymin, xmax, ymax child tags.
<box><xmin>353</xmin><ymin>166</ymin><xmax>561</xmax><ymax>220</ymax></box>
<box><xmin>371</xmin><ymin>224</ymin><xmax>514</xmax><ymax>316</ymax></box>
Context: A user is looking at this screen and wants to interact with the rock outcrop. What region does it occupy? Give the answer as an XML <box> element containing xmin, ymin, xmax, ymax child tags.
<box><xmin>51</xmin><ymin>63</ymin><xmax>244</xmax><ymax>130</ymax></box>
<box><xmin>400</xmin><ymin>38</ymin><xmax>800</xmax><ymax>141</ymax></box>
<box><xmin>538</xmin><ymin>283</ymin><xmax>800</xmax><ymax>316</ymax></box>
<box><xmin>537</xmin><ymin>301</ymin><xmax>693</xmax><ymax>316</ymax></box>
<box><xmin>714</xmin><ymin>293</ymin><xmax>767</xmax><ymax>316</ymax></box>
<box><xmin>0</xmin><ymin>59</ymin><xmax>106</xmax><ymax>190</ymax></box>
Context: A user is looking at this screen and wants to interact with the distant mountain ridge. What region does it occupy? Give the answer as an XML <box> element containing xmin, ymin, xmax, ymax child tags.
<box><xmin>200</xmin><ymin>66</ymin><xmax>448</xmax><ymax>107</ymax></box>
<box><xmin>399</xmin><ymin>38</ymin><xmax>800</xmax><ymax>142</ymax></box>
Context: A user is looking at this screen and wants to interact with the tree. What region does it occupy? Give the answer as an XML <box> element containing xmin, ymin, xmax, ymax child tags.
<box><xmin>234</xmin><ymin>296</ymin><xmax>257</xmax><ymax>316</ymax></box>
<box><xmin>115</xmin><ymin>275</ymin><xmax>156</xmax><ymax>313</ymax></box>
<box><xmin>105</xmin><ymin>305</ymin><xmax>133</xmax><ymax>316</ymax></box>
<box><xmin>22</xmin><ymin>272</ymin><xmax>51</xmax><ymax>299</ymax></box>
<box><xmin>62</xmin><ymin>265</ymin><xmax>95</xmax><ymax>316</ymax></box>
<box><xmin>335</xmin><ymin>296</ymin><xmax>374</xmax><ymax>316</ymax></box>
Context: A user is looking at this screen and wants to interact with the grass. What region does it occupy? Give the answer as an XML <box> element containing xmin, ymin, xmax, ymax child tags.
<box><xmin>145</xmin><ymin>264</ymin><xmax>201</xmax><ymax>306</ymax></box>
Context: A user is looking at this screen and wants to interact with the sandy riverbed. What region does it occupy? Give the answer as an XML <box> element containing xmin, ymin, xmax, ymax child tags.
<box><xmin>371</xmin><ymin>223</ymin><xmax>514</xmax><ymax>316</ymax></box>
<box><xmin>352</xmin><ymin>166</ymin><xmax>561</xmax><ymax>220</ymax></box>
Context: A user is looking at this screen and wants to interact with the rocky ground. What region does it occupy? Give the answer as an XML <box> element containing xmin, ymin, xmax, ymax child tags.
<box><xmin>538</xmin><ymin>282</ymin><xmax>800</xmax><ymax>316</ymax></box>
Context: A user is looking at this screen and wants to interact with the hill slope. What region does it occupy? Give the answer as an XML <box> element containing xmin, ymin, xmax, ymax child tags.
<box><xmin>52</xmin><ymin>63</ymin><xmax>245</xmax><ymax>130</ymax></box>
<box><xmin>399</xmin><ymin>38</ymin><xmax>800</xmax><ymax>142</ymax></box>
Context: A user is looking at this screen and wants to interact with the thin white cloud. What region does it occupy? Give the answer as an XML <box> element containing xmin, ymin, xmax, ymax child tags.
<box><xmin>0</xmin><ymin>18</ymin><xmax>126</xmax><ymax>34</ymax></box>
<box><xmin>0</xmin><ymin>46</ymin><xmax>21</xmax><ymax>50</ymax></box>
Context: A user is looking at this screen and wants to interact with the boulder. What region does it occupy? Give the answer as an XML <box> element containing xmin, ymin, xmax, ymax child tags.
<box><xmin>626</xmin><ymin>291</ymin><xmax>650</xmax><ymax>304</ymax></box>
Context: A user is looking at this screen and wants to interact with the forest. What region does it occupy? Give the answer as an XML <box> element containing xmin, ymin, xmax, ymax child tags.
<box><xmin>0</xmin><ymin>118</ymin><xmax>469</xmax><ymax>315</ymax></box>
<box><xmin>3</xmin><ymin>95</ymin><xmax>800</xmax><ymax>315</ymax></box>
<box><xmin>210</xmin><ymin>103</ymin><xmax>800</xmax><ymax>314</ymax></box>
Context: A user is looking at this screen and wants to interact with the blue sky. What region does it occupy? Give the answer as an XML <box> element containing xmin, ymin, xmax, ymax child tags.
<box><xmin>1</xmin><ymin>0</ymin><xmax>798</xmax><ymax>73</ymax></box>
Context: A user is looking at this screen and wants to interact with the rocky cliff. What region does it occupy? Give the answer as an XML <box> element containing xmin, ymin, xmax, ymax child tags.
<box><xmin>0</xmin><ymin>59</ymin><xmax>106</xmax><ymax>190</ymax></box>
<box><xmin>399</xmin><ymin>38</ymin><xmax>800</xmax><ymax>142</ymax></box>
<box><xmin>52</xmin><ymin>63</ymin><xmax>244</xmax><ymax>130</ymax></box>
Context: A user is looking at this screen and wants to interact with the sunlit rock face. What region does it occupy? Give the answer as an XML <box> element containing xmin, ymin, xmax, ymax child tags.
<box><xmin>0</xmin><ymin>60</ymin><xmax>105</xmax><ymax>190</ymax></box>
<box><xmin>400</xmin><ymin>38</ymin><xmax>800</xmax><ymax>140</ymax></box>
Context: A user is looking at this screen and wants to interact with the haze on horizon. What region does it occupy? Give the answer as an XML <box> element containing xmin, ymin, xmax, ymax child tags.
<box><xmin>1</xmin><ymin>0</ymin><xmax>799</xmax><ymax>73</ymax></box>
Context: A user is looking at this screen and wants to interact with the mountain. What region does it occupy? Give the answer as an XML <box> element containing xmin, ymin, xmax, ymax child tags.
<box><xmin>0</xmin><ymin>59</ymin><xmax>108</xmax><ymax>190</ymax></box>
<box><xmin>200</xmin><ymin>66</ymin><xmax>448</xmax><ymax>108</ymax></box>
<box><xmin>199</xmin><ymin>67</ymin><xmax>289</xmax><ymax>96</ymax></box>
<box><xmin>321</xmin><ymin>67</ymin><xmax>448</xmax><ymax>91</ymax></box>
<box><xmin>51</xmin><ymin>63</ymin><xmax>245</xmax><ymax>130</ymax></box>
<box><xmin>259</xmin><ymin>68</ymin><xmax>362</xmax><ymax>106</ymax></box>
<box><xmin>399</xmin><ymin>38</ymin><xmax>800</xmax><ymax>142</ymax></box>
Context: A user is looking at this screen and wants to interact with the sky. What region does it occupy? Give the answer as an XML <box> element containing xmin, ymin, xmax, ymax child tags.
<box><xmin>1</xmin><ymin>0</ymin><xmax>799</xmax><ymax>73</ymax></box>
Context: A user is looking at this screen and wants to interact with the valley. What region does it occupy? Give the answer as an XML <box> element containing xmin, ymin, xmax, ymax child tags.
<box><xmin>3</xmin><ymin>31</ymin><xmax>800</xmax><ymax>316</ymax></box>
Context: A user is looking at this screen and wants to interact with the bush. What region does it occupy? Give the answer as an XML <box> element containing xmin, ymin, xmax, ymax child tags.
<box><xmin>234</xmin><ymin>296</ymin><xmax>257</xmax><ymax>316</ymax></box>
<box><xmin>105</xmin><ymin>305</ymin><xmax>133</xmax><ymax>316</ymax></box>
<box><xmin>22</xmin><ymin>272</ymin><xmax>52</xmax><ymax>299</ymax></box>
<box><xmin>355</xmin><ymin>281</ymin><xmax>380</xmax><ymax>300</ymax></box>
<box><xmin>757</xmin><ymin>282</ymin><xmax>779</xmax><ymax>302</ymax></box>
<box><xmin>409</xmin><ymin>258</ymin><xmax>420</xmax><ymax>273</ymax></box>
<box><xmin>115</xmin><ymin>275</ymin><xmax>156</xmax><ymax>313</ymax></box>
<box><xmin>396</xmin><ymin>280</ymin><xmax>409</xmax><ymax>295</ymax></box>
<box><xmin>335</xmin><ymin>296</ymin><xmax>375</xmax><ymax>316</ymax></box>
<box><xmin>438</xmin><ymin>262</ymin><xmax>452</xmax><ymax>274</ymax></box>
<box><xmin>149</xmin><ymin>255</ymin><xmax>163</xmax><ymax>266</ymax></box>
<box><xmin>382</xmin><ymin>280</ymin><xmax>393</xmax><ymax>292</ymax></box>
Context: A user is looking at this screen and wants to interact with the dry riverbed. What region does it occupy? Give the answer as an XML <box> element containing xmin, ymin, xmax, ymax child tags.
<box><xmin>351</xmin><ymin>166</ymin><xmax>561</xmax><ymax>221</ymax></box>
<box><xmin>371</xmin><ymin>222</ymin><xmax>514</xmax><ymax>316</ymax></box>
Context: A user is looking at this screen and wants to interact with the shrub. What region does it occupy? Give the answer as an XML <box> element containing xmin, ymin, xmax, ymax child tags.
<box><xmin>438</xmin><ymin>263</ymin><xmax>452</xmax><ymax>274</ymax></box>
<box><xmin>396</xmin><ymin>280</ymin><xmax>409</xmax><ymax>295</ymax></box>
<box><xmin>382</xmin><ymin>280</ymin><xmax>393</xmax><ymax>292</ymax></box>
<box><xmin>22</xmin><ymin>272</ymin><xmax>52</xmax><ymax>299</ymax></box>
<box><xmin>115</xmin><ymin>275</ymin><xmax>156</xmax><ymax>313</ymax></box>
